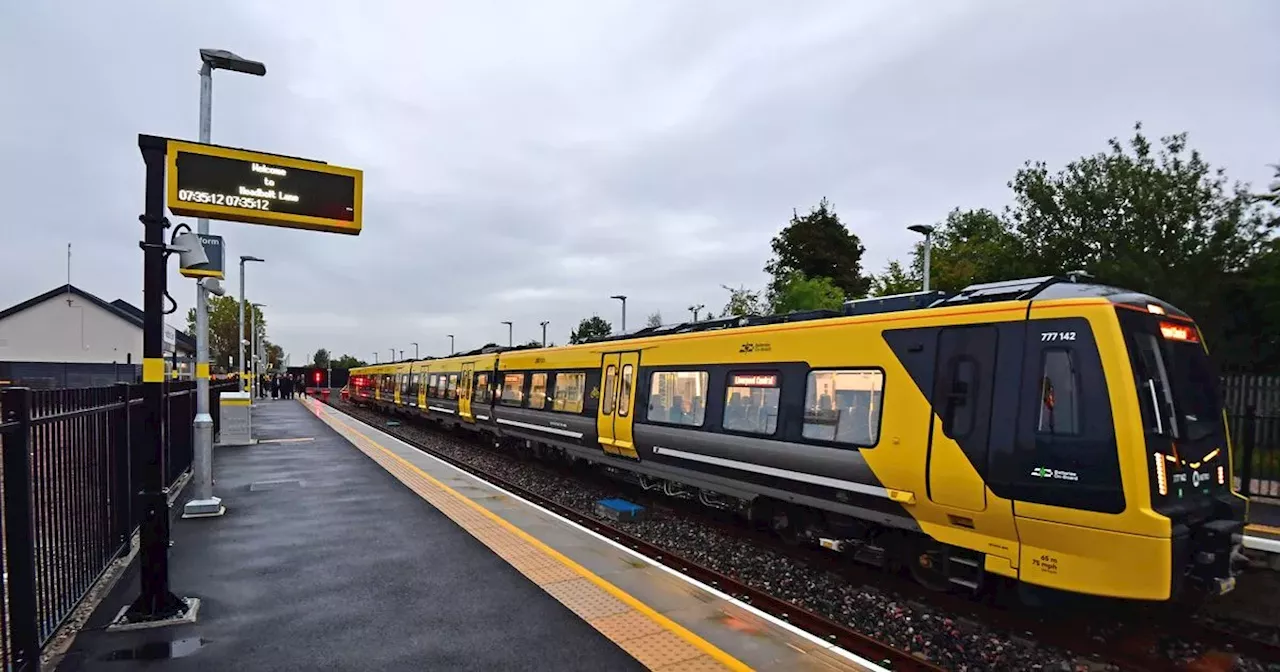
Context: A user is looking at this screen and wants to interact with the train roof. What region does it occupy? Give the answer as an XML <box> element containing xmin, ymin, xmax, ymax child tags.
<box><xmin>579</xmin><ymin>273</ymin><xmax>1189</xmax><ymax>346</ymax></box>
<box><xmin>349</xmin><ymin>274</ymin><xmax>1190</xmax><ymax>370</ymax></box>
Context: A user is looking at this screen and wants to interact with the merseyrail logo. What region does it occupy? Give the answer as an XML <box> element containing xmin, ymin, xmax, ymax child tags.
<box><xmin>1030</xmin><ymin>467</ymin><xmax>1080</xmax><ymax>482</ymax></box>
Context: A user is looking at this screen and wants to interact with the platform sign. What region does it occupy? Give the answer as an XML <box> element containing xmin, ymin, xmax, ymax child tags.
<box><xmin>165</xmin><ymin>140</ymin><xmax>362</xmax><ymax>235</ymax></box>
<box><xmin>179</xmin><ymin>233</ymin><xmax>225</xmax><ymax>279</ymax></box>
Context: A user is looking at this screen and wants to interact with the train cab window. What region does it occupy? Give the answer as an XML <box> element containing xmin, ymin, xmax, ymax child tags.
<box><xmin>722</xmin><ymin>373</ymin><xmax>780</xmax><ymax>435</ymax></box>
<box><xmin>647</xmin><ymin>371</ymin><xmax>708</xmax><ymax>427</ymax></box>
<box><xmin>1037</xmin><ymin>350</ymin><xmax>1080</xmax><ymax>435</ymax></box>
<box><xmin>528</xmin><ymin>373</ymin><xmax>548</xmax><ymax>409</ymax></box>
<box><xmin>802</xmin><ymin>370</ymin><xmax>883</xmax><ymax>446</ymax></box>
<box><xmin>617</xmin><ymin>365</ymin><xmax>634</xmax><ymax>417</ymax></box>
<box><xmin>447</xmin><ymin>374</ymin><xmax>458</xmax><ymax>399</ymax></box>
<box><xmin>602</xmin><ymin>365</ymin><xmax>618</xmax><ymax>415</ymax></box>
<box><xmin>553</xmin><ymin>373</ymin><xmax>585</xmax><ymax>413</ymax></box>
<box><xmin>475</xmin><ymin>373</ymin><xmax>491</xmax><ymax>404</ymax></box>
<box><xmin>501</xmin><ymin>373</ymin><xmax>525</xmax><ymax>406</ymax></box>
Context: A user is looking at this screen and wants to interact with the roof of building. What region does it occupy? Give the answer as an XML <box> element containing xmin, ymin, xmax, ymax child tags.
<box><xmin>0</xmin><ymin>284</ymin><xmax>196</xmax><ymax>351</ymax></box>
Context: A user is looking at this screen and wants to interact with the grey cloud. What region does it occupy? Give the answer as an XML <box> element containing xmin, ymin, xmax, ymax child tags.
<box><xmin>2</xmin><ymin>0</ymin><xmax>1277</xmax><ymax>363</ymax></box>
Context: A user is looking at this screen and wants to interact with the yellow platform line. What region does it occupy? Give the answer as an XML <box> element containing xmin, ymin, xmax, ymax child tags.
<box><xmin>304</xmin><ymin>398</ymin><xmax>752</xmax><ymax>672</ymax></box>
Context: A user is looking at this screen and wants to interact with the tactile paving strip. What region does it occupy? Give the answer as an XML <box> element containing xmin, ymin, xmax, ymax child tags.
<box><xmin>306</xmin><ymin>399</ymin><xmax>749</xmax><ymax>672</ymax></box>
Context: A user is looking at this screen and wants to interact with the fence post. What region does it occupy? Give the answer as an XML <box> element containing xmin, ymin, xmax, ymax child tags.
<box><xmin>2</xmin><ymin>387</ymin><xmax>41</xmax><ymax>671</ymax></box>
<box><xmin>1239</xmin><ymin>405</ymin><xmax>1257</xmax><ymax>497</ymax></box>
<box><xmin>113</xmin><ymin>382</ymin><xmax>133</xmax><ymax>555</ymax></box>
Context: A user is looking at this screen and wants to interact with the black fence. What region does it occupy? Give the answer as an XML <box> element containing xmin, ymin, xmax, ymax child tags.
<box><xmin>0</xmin><ymin>380</ymin><xmax>236</xmax><ymax>671</ymax></box>
<box><xmin>0</xmin><ymin>362</ymin><xmax>143</xmax><ymax>390</ymax></box>
<box><xmin>1233</xmin><ymin>408</ymin><xmax>1280</xmax><ymax>499</ymax></box>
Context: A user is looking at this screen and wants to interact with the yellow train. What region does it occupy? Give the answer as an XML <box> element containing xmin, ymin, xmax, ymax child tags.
<box><xmin>350</xmin><ymin>275</ymin><xmax>1246</xmax><ymax>601</ymax></box>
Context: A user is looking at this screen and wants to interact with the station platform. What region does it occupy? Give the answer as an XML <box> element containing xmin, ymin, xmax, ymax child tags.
<box><xmin>56</xmin><ymin>396</ymin><xmax>882</xmax><ymax>671</ymax></box>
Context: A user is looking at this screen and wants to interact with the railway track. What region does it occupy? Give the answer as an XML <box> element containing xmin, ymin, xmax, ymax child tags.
<box><xmin>325</xmin><ymin>397</ymin><xmax>1280</xmax><ymax>671</ymax></box>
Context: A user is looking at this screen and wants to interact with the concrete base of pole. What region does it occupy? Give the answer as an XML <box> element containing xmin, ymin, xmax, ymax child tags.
<box><xmin>107</xmin><ymin>597</ymin><xmax>201</xmax><ymax>632</ymax></box>
<box><xmin>181</xmin><ymin>497</ymin><xmax>225</xmax><ymax>518</ymax></box>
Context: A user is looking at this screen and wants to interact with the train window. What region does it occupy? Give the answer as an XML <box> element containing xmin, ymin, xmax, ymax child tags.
<box><xmin>647</xmin><ymin>371</ymin><xmax>708</xmax><ymax>427</ymax></box>
<box><xmin>427</xmin><ymin>374</ymin><xmax>438</xmax><ymax>398</ymax></box>
<box><xmin>528</xmin><ymin>373</ymin><xmax>548</xmax><ymax>409</ymax></box>
<box><xmin>943</xmin><ymin>358</ymin><xmax>977</xmax><ymax>439</ymax></box>
<box><xmin>803</xmin><ymin>370</ymin><xmax>883</xmax><ymax>446</ymax></box>
<box><xmin>400</xmin><ymin>374</ymin><xmax>410</xmax><ymax>394</ymax></box>
<box><xmin>602</xmin><ymin>365</ymin><xmax>618</xmax><ymax>415</ymax></box>
<box><xmin>501</xmin><ymin>373</ymin><xmax>525</xmax><ymax>406</ymax></box>
<box><xmin>475</xmin><ymin>373</ymin><xmax>491</xmax><ymax>404</ymax></box>
<box><xmin>447</xmin><ymin>374</ymin><xmax>458</xmax><ymax>400</ymax></box>
<box><xmin>553</xmin><ymin>373</ymin><xmax>585</xmax><ymax>413</ymax></box>
<box><xmin>723</xmin><ymin>372</ymin><xmax>780</xmax><ymax>435</ymax></box>
<box><xmin>1036</xmin><ymin>349</ymin><xmax>1080</xmax><ymax>435</ymax></box>
<box><xmin>618</xmin><ymin>365</ymin><xmax>634</xmax><ymax>417</ymax></box>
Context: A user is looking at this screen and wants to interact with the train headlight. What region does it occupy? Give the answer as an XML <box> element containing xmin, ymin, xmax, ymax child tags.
<box><xmin>1155</xmin><ymin>452</ymin><xmax>1168</xmax><ymax>496</ymax></box>
<box><xmin>1218</xmin><ymin>465</ymin><xmax>1225</xmax><ymax>485</ymax></box>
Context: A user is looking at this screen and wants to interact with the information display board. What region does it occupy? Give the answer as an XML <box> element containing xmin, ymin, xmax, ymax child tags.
<box><xmin>165</xmin><ymin>140</ymin><xmax>362</xmax><ymax>235</ymax></box>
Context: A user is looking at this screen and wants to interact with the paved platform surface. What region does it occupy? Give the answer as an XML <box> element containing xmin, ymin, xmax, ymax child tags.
<box><xmin>303</xmin><ymin>398</ymin><xmax>881</xmax><ymax>671</ymax></box>
<box><xmin>57</xmin><ymin>398</ymin><xmax>646</xmax><ymax>671</ymax></box>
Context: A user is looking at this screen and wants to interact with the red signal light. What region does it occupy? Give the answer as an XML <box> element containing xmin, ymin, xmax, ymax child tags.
<box><xmin>315</xmin><ymin>371</ymin><xmax>322</xmax><ymax>383</ymax></box>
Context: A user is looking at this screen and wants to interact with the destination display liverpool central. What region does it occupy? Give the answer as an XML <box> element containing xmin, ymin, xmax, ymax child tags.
<box><xmin>166</xmin><ymin>140</ymin><xmax>363</xmax><ymax>235</ymax></box>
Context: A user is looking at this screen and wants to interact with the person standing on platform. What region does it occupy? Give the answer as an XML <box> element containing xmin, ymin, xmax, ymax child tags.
<box><xmin>282</xmin><ymin>374</ymin><xmax>293</xmax><ymax>400</ymax></box>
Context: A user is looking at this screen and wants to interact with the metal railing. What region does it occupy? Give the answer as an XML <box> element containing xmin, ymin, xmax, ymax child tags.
<box><xmin>1232</xmin><ymin>408</ymin><xmax>1280</xmax><ymax>500</ymax></box>
<box><xmin>0</xmin><ymin>380</ymin><xmax>235</xmax><ymax>671</ymax></box>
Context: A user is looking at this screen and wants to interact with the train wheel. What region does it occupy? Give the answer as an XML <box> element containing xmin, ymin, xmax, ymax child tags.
<box><xmin>908</xmin><ymin>540</ymin><xmax>953</xmax><ymax>592</ymax></box>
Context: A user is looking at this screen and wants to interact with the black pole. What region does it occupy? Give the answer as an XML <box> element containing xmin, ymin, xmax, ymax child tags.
<box><xmin>125</xmin><ymin>135</ymin><xmax>188</xmax><ymax>622</ymax></box>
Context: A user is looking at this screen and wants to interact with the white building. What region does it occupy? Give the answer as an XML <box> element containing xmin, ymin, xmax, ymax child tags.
<box><xmin>0</xmin><ymin>285</ymin><xmax>195</xmax><ymax>386</ymax></box>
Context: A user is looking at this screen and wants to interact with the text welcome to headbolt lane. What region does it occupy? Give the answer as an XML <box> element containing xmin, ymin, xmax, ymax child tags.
<box><xmin>244</xmin><ymin>163</ymin><xmax>298</xmax><ymax>202</ymax></box>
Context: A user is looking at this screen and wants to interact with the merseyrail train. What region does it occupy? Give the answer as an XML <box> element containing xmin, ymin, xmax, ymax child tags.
<box><xmin>349</xmin><ymin>275</ymin><xmax>1246</xmax><ymax>602</ymax></box>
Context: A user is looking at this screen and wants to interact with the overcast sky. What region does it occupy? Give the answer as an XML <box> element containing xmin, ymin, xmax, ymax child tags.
<box><xmin>2</xmin><ymin>1</ymin><xmax>1277</xmax><ymax>364</ymax></box>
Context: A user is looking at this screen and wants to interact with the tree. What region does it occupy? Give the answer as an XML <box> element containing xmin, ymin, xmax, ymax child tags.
<box><xmin>769</xmin><ymin>272</ymin><xmax>845</xmax><ymax>313</ymax></box>
<box><xmin>645</xmin><ymin>311</ymin><xmax>663</xmax><ymax>328</ymax></box>
<box><xmin>331</xmin><ymin>354</ymin><xmax>367</xmax><ymax>369</ymax></box>
<box><xmin>869</xmin><ymin>261</ymin><xmax>920</xmax><ymax>297</ymax></box>
<box><xmin>186</xmin><ymin>297</ymin><xmax>265</xmax><ymax>373</ymax></box>
<box><xmin>264</xmin><ymin>342</ymin><xmax>285</xmax><ymax>372</ymax></box>
<box><xmin>911</xmin><ymin>208</ymin><xmax>1029</xmax><ymax>292</ymax></box>
<box><xmin>883</xmin><ymin>122</ymin><xmax>1279</xmax><ymax>371</ymax></box>
<box><xmin>720</xmin><ymin>284</ymin><xmax>764</xmax><ymax>317</ymax></box>
<box><xmin>522</xmin><ymin>339</ymin><xmax>544</xmax><ymax>348</ymax></box>
<box><xmin>764</xmin><ymin>198</ymin><xmax>871</xmax><ymax>301</ymax></box>
<box><xmin>569</xmin><ymin>316</ymin><xmax>612</xmax><ymax>344</ymax></box>
<box><xmin>312</xmin><ymin>348</ymin><xmax>331</xmax><ymax>368</ymax></box>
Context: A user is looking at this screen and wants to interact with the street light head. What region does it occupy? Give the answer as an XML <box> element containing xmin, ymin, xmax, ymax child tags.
<box><xmin>611</xmin><ymin>295</ymin><xmax>626</xmax><ymax>301</ymax></box>
<box><xmin>908</xmin><ymin>224</ymin><xmax>935</xmax><ymax>236</ymax></box>
<box><xmin>199</xmin><ymin>49</ymin><xmax>267</xmax><ymax>76</ymax></box>
<box><xmin>240</xmin><ymin>255</ymin><xmax>265</xmax><ymax>263</ymax></box>
<box><xmin>501</xmin><ymin>321</ymin><xmax>512</xmax><ymax>326</ymax></box>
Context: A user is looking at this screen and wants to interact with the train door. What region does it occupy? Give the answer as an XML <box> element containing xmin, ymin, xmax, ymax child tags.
<box><xmin>595</xmin><ymin>352</ymin><xmax>640</xmax><ymax>459</ymax></box>
<box><xmin>459</xmin><ymin>363</ymin><xmax>475</xmax><ymax>421</ymax></box>
<box><xmin>927</xmin><ymin>326</ymin><xmax>998</xmax><ymax>512</ymax></box>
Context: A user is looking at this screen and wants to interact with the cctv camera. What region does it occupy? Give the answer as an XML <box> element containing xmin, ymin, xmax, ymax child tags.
<box><xmin>172</xmin><ymin>231</ymin><xmax>209</xmax><ymax>268</ymax></box>
<box><xmin>201</xmin><ymin>278</ymin><xmax>226</xmax><ymax>296</ymax></box>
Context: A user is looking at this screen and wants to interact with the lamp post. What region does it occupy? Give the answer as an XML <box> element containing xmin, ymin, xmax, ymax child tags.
<box><xmin>908</xmin><ymin>224</ymin><xmax>936</xmax><ymax>292</ymax></box>
<box><xmin>373</xmin><ymin>352</ymin><xmax>378</xmax><ymax>363</ymax></box>
<box><xmin>189</xmin><ymin>49</ymin><xmax>265</xmax><ymax>517</ymax></box>
<box><xmin>539</xmin><ymin>321</ymin><xmax>549</xmax><ymax>347</ymax></box>
<box><xmin>610</xmin><ymin>295</ymin><xmax>627</xmax><ymax>332</ymax></box>
<box><xmin>389</xmin><ymin>348</ymin><xmax>395</xmax><ymax>362</ymax></box>
<box><xmin>237</xmin><ymin>255</ymin><xmax>264</xmax><ymax>392</ymax></box>
<box><xmin>398</xmin><ymin>349</ymin><xmax>404</xmax><ymax>361</ymax></box>
<box><xmin>251</xmin><ymin>303</ymin><xmax>266</xmax><ymax>398</ymax></box>
<box><xmin>411</xmin><ymin>342</ymin><xmax>419</xmax><ymax>359</ymax></box>
<box><xmin>501</xmin><ymin>321</ymin><xmax>513</xmax><ymax>347</ymax></box>
<box><xmin>447</xmin><ymin>334</ymin><xmax>455</xmax><ymax>355</ymax></box>
<box><xmin>689</xmin><ymin>304</ymin><xmax>704</xmax><ymax>322</ymax></box>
